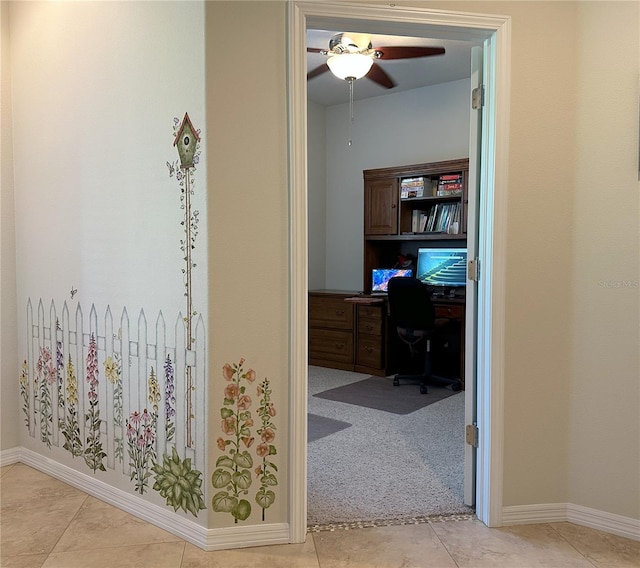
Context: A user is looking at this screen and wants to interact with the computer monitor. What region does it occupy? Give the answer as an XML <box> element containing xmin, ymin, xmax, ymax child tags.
<box><xmin>371</xmin><ymin>268</ymin><xmax>412</xmax><ymax>293</ymax></box>
<box><xmin>416</xmin><ymin>248</ymin><xmax>467</xmax><ymax>287</ymax></box>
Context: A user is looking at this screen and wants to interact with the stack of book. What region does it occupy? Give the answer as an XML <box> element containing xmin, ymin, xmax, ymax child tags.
<box><xmin>400</xmin><ymin>177</ymin><xmax>425</xmax><ymax>199</ymax></box>
<box><xmin>437</xmin><ymin>173</ymin><xmax>463</xmax><ymax>196</ymax></box>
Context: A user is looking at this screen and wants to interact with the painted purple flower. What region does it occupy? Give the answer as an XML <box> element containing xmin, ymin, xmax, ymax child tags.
<box><xmin>129</xmin><ymin>410</ymin><xmax>141</xmax><ymax>427</ymax></box>
<box><xmin>126</xmin><ymin>422</ymin><xmax>136</xmax><ymax>440</ymax></box>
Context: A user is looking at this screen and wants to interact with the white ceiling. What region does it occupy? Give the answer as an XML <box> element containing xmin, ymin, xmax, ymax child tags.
<box><xmin>306</xmin><ymin>29</ymin><xmax>476</xmax><ymax>107</ymax></box>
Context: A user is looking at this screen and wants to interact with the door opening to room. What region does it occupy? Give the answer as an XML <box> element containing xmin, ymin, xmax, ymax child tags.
<box><xmin>288</xmin><ymin>0</ymin><xmax>510</xmax><ymax>543</ymax></box>
<box><xmin>305</xmin><ymin>29</ymin><xmax>481</xmax><ymax>528</ymax></box>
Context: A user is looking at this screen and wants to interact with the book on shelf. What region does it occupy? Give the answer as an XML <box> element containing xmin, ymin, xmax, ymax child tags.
<box><xmin>401</xmin><ymin>177</ymin><xmax>425</xmax><ymax>199</ymax></box>
<box><xmin>437</xmin><ymin>173</ymin><xmax>463</xmax><ymax>196</ymax></box>
<box><xmin>419</xmin><ymin>202</ymin><xmax>461</xmax><ymax>234</ymax></box>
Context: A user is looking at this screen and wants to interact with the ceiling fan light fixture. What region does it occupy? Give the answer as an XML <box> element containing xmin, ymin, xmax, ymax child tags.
<box><xmin>326</xmin><ymin>53</ymin><xmax>373</xmax><ymax>81</ymax></box>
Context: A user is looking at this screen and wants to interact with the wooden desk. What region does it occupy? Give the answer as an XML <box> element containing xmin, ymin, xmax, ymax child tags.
<box><xmin>308</xmin><ymin>290</ymin><xmax>465</xmax><ymax>386</ymax></box>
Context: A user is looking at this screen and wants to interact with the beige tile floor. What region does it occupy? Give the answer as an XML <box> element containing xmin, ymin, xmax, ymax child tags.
<box><xmin>1</xmin><ymin>463</ymin><xmax>638</xmax><ymax>568</ymax></box>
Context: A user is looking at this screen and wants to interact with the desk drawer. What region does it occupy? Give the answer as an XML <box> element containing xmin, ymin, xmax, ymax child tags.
<box><xmin>357</xmin><ymin>304</ymin><xmax>383</xmax><ymax>320</ymax></box>
<box><xmin>434</xmin><ymin>304</ymin><xmax>464</xmax><ymax>320</ymax></box>
<box><xmin>309</xmin><ymin>328</ymin><xmax>354</xmax><ymax>364</ymax></box>
<box><xmin>357</xmin><ymin>317</ymin><xmax>382</xmax><ymax>337</ymax></box>
<box><xmin>309</xmin><ymin>297</ymin><xmax>353</xmax><ymax>330</ymax></box>
<box><xmin>356</xmin><ymin>336</ymin><xmax>383</xmax><ymax>368</ymax></box>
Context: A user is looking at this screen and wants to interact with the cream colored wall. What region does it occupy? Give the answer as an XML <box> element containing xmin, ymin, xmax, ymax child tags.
<box><xmin>1</xmin><ymin>0</ymin><xmax>19</xmax><ymax>451</ymax></box>
<box><xmin>362</xmin><ymin>0</ymin><xmax>639</xmax><ymax>518</ymax></box>
<box><xmin>569</xmin><ymin>2</ymin><xmax>639</xmax><ymax>519</ymax></box>
<box><xmin>205</xmin><ymin>1</ymin><xmax>290</xmax><ymax>527</ymax></box>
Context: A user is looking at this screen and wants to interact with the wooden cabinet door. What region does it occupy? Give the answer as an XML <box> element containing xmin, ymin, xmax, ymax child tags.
<box><xmin>364</xmin><ymin>178</ymin><xmax>398</xmax><ymax>235</ymax></box>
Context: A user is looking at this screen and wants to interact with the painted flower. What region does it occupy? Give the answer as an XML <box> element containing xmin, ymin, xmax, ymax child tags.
<box><xmin>242</xmin><ymin>436</ymin><xmax>255</xmax><ymax>448</ymax></box>
<box><xmin>224</xmin><ymin>383</ymin><xmax>240</xmax><ymax>400</ymax></box>
<box><xmin>268</xmin><ymin>403</ymin><xmax>276</xmax><ymax>417</ymax></box>
<box><xmin>87</xmin><ymin>390</ymin><xmax>98</xmax><ymax>402</ymax></box>
<box><xmin>221</xmin><ymin>416</ymin><xmax>236</xmax><ymax>435</ymax></box>
<box><xmin>244</xmin><ymin>369</ymin><xmax>256</xmax><ymax>383</ymax></box>
<box><xmin>130</xmin><ymin>410</ymin><xmax>141</xmax><ymax>427</ymax></box>
<box><xmin>126</xmin><ymin>422</ymin><xmax>136</xmax><ymax>440</ymax></box>
<box><xmin>237</xmin><ymin>395</ymin><xmax>251</xmax><ymax>410</ymax></box>
<box><xmin>223</xmin><ymin>363</ymin><xmax>234</xmax><ymax>381</ymax></box>
<box><xmin>217</xmin><ymin>437</ymin><xmax>227</xmax><ymax>451</ymax></box>
<box><xmin>256</xmin><ymin>443</ymin><xmax>269</xmax><ymax>458</ymax></box>
<box><xmin>103</xmin><ymin>356</ymin><xmax>119</xmax><ymax>384</ymax></box>
<box><xmin>261</xmin><ymin>427</ymin><xmax>275</xmax><ymax>443</ymax></box>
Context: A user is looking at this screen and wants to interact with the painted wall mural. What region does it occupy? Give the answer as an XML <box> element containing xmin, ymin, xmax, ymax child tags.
<box><xmin>19</xmin><ymin>114</ymin><xmax>207</xmax><ymax>519</ymax></box>
<box><xmin>212</xmin><ymin>359</ymin><xmax>279</xmax><ymax>523</ymax></box>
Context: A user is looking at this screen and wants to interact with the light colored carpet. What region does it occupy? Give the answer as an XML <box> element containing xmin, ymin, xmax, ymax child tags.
<box><xmin>307</xmin><ymin>365</ymin><xmax>474</xmax><ymax>526</ymax></box>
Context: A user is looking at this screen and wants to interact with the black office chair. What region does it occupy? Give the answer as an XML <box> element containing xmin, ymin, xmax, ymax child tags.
<box><xmin>387</xmin><ymin>276</ymin><xmax>462</xmax><ymax>394</ymax></box>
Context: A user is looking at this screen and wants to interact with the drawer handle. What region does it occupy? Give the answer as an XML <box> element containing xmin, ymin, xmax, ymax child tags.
<box><xmin>365</xmin><ymin>346</ymin><xmax>373</xmax><ymax>353</ymax></box>
<box><xmin>366</xmin><ymin>324</ymin><xmax>373</xmax><ymax>331</ymax></box>
<box><xmin>334</xmin><ymin>343</ymin><xmax>344</xmax><ymax>349</ymax></box>
<box><xmin>334</xmin><ymin>309</ymin><xmax>345</xmax><ymax>316</ymax></box>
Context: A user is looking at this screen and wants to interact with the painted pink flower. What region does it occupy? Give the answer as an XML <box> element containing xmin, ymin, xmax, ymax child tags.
<box><xmin>242</xmin><ymin>436</ymin><xmax>255</xmax><ymax>448</ymax></box>
<box><xmin>137</xmin><ymin>435</ymin><xmax>146</xmax><ymax>449</ymax></box>
<box><xmin>144</xmin><ymin>426</ymin><xmax>155</xmax><ymax>444</ymax></box>
<box><xmin>45</xmin><ymin>362</ymin><xmax>57</xmax><ymax>386</ymax></box>
<box><xmin>129</xmin><ymin>410</ymin><xmax>141</xmax><ymax>427</ymax></box>
<box><xmin>261</xmin><ymin>427</ymin><xmax>275</xmax><ymax>443</ymax></box>
<box><xmin>216</xmin><ymin>437</ymin><xmax>227</xmax><ymax>451</ymax></box>
<box><xmin>243</xmin><ymin>418</ymin><xmax>254</xmax><ymax>428</ymax></box>
<box><xmin>237</xmin><ymin>395</ymin><xmax>251</xmax><ymax>410</ymax></box>
<box><xmin>224</xmin><ymin>383</ymin><xmax>240</xmax><ymax>400</ymax></box>
<box><xmin>140</xmin><ymin>408</ymin><xmax>152</xmax><ymax>425</ymax></box>
<box><xmin>256</xmin><ymin>443</ymin><xmax>269</xmax><ymax>457</ymax></box>
<box><xmin>222</xmin><ymin>364</ymin><xmax>234</xmax><ymax>381</ymax></box>
<box><xmin>87</xmin><ymin>390</ymin><xmax>98</xmax><ymax>402</ymax></box>
<box><xmin>126</xmin><ymin>422</ymin><xmax>136</xmax><ymax>440</ymax></box>
<box><xmin>268</xmin><ymin>403</ymin><xmax>276</xmax><ymax>417</ymax></box>
<box><xmin>221</xmin><ymin>416</ymin><xmax>236</xmax><ymax>435</ymax></box>
<box><xmin>244</xmin><ymin>369</ymin><xmax>256</xmax><ymax>383</ymax></box>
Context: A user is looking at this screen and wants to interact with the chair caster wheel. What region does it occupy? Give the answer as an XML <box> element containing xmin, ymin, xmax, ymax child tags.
<box><xmin>420</xmin><ymin>385</ymin><xmax>428</xmax><ymax>394</ymax></box>
<box><xmin>452</xmin><ymin>381</ymin><xmax>462</xmax><ymax>392</ymax></box>
<box><xmin>393</xmin><ymin>377</ymin><xmax>399</xmax><ymax>386</ymax></box>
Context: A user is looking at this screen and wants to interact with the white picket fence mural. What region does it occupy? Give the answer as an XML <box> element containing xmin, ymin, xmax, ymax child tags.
<box><xmin>21</xmin><ymin>298</ymin><xmax>207</xmax><ymax>511</ymax></box>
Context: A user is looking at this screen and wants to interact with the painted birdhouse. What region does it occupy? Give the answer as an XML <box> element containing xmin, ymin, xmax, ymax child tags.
<box><xmin>173</xmin><ymin>112</ymin><xmax>200</xmax><ymax>168</ymax></box>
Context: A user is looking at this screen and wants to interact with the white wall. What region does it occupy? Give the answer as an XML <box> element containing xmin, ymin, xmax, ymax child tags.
<box><xmin>323</xmin><ymin>79</ymin><xmax>470</xmax><ymax>290</ymax></box>
<box><xmin>1</xmin><ymin>0</ymin><xmax>19</xmax><ymax>451</ymax></box>
<box><xmin>307</xmin><ymin>100</ymin><xmax>327</xmax><ymax>290</ymax></box>
<box><xmin>9</xmin><ymin>0</ymin><xmax>209</xmax><ymax>524</ymax></box>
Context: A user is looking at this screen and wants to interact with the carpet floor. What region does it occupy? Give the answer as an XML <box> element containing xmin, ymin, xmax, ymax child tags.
<box><xmin>308</xmin><ymin>365</ymin><xmax>474</xmax><ymax>527</ymax></box>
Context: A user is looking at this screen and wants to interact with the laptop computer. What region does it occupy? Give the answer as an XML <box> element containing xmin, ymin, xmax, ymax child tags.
<box><xmin>371</xmin><ymin>268</ymin><xmax>412</xmax><ymax>295</ymax></box>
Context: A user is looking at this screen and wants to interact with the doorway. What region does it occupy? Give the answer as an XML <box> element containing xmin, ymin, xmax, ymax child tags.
<box><xmin>288</xmin><ymin>1</ymin><xmax>511</xmax><ymax>543</ymax></box>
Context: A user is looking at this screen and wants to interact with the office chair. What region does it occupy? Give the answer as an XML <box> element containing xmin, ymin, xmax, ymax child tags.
<box><xmin>387</xmin><ymin>276</ymin><xmax>462</xmax><ymax>394</ymax></box>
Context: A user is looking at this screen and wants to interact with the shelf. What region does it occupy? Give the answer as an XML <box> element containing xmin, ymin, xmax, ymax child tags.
<box><xmin>365</xmin><ymin>233</ymin><xmax>467</xmax><ymax>242</ymax></box>
<box><xmin>401</xmin><ymin>194</ymin><xmax>463</xmax><ymax>204</ymax></box>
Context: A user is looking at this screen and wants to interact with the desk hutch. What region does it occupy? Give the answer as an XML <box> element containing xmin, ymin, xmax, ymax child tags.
<box><xmin>309</xmin><ymin>158</ymin><xmax>469</xmax><ymax>385</ymax></box>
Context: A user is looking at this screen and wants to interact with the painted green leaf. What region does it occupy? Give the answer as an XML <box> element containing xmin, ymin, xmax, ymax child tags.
<box><xmin>221</xmin><ymin>408</ymin><xmax>234</xmax><ymax>419</ymax></box>
<box><xmin>262</xmin><ymin>473</ymin><xmax>278</xmax><ymax>486</ymax></box>
<box><xmin>255</xmin><ymin>488</ymin><xmax>276</xmax><ymax>509</ymax></box>
<box><xmin>232</xmin><ymin>499</ymin><xmax>251</xmax><ymax>521</ymax></box>
<box><xmin>233</xmin><ymin>450</ymin><xmax>253</xmax><ymax>468</ymax></box>
<box><xmin>211</xmin><ymin>491</ymin><xmax>237</xmax><ymax>513</ymax></box>
<box><xmin>216</xmin><ymin>455</ymin><xmax>234</xmax><ymax>468</ymax></box>
<box><xmin>232</xmin><ymin>469</ymin><xmax>252</xmax><ymax>490</ymax></box>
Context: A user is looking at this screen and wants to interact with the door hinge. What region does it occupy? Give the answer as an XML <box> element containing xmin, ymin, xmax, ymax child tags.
<box><xmin>466</xmin><ymin>424</ymin><xmax>479</xmax><ymax>448</ymax></box>
<box><xmin>472</xmin><ymin>86</ymin><xmax>484</xmax><ymax>110</ymax></box>
<box><xmin>468</xmin><ymin>258</ymin><xmax>480</xmax><ymax>282</ymax></box>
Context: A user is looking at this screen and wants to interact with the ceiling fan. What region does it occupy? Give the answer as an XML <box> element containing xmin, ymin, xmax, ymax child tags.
<box><xmin>307</xmin><ymin>32</ymin><xmax>445</xmax><ymax>88</ymax></box>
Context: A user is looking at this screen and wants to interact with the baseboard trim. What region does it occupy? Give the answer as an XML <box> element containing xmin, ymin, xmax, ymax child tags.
<box><xmin>7</xmin><ymin>447</ymin><xmax>291</xmax><ymax>551</ymax></box>
<box><xmin>502</xmin><ymin>503</ymin><xmax>640</xmax><ymax>541</ymax></box>
<box><xmin>0</xmin><ymin>446</ymin><xmax>21</xmax><ymax>467</ymax></box>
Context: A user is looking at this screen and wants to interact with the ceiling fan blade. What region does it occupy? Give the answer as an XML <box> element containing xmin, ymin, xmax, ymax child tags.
<box><xmin>307</xmin><ymin>47</ymin><xmax>325</xmax><ymax>53</ymax></box>
<box><xmin>375</xmin><ymin>46</ymin><xmax>445</xmax><ymax>60</ymax></box>
<box><xmin>307</xmin><ymin>63</ymin><xmax>330</xmax><ymax>80</ymax></box>
<box><xmin>366</xmin><ymin>62</ymin><xmax>395</xmax><ymax>89</ymax></box>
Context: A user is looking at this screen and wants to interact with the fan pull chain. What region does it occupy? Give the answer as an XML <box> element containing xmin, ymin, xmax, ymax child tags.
<box><xmin>348</xmin><ymin>78</ymin><xmax>354</xmax><ymax>147</ymax></box>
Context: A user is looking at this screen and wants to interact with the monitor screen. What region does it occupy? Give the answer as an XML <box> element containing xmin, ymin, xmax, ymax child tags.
<box><xmin>371</xmin><ymin>268</ymin><xmax>412</xmax><ymax>293</ymax></box>
<box><xmin>416</xmin><ymin>248</ymin><xmax>467</xmax><ymax>287</ymax></box>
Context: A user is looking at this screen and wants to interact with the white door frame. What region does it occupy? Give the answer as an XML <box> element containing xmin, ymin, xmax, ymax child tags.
<box><xmin>288</xmin><ymin>1</ymin><xmax>511</xmax><ymax>543</ymax></box>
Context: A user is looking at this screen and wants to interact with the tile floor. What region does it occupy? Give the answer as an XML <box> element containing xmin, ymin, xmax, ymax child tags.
<box><xmin>1</xmin><ymin>463</ymin><xmax>638</xmax><ymax>568</ymax></box>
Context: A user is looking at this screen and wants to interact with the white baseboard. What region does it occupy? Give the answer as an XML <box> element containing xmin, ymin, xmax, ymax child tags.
<box><xmin>502</xmin><ymin>503</ymin><xmax>640</xmax><ymax>542</ymax></box>
<box><xmin>0</xmin><ymin>446</ymin><xmax>21</xmax><ymax>467</ymax></box>
<box><xmin>1</xmin><ymin>447</ymin><xmax>291</xmax><ymax>551</ymax></box>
